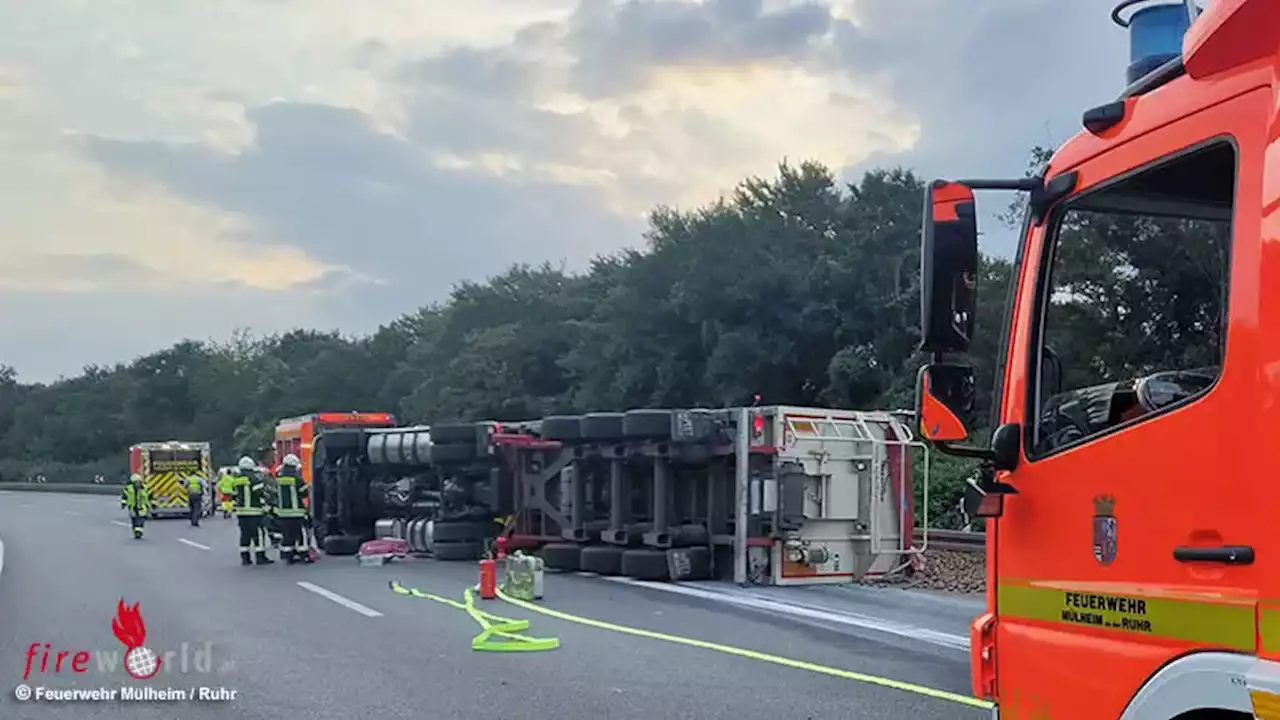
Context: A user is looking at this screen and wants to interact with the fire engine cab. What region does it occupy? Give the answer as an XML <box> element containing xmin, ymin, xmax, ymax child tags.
<box><xmin>915</xmin><ymin>1</ymin><xmax>1280</xmax><ymax>718</ymax></box>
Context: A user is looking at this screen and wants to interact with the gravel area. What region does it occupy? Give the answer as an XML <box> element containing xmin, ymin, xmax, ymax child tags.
<box><xmin>861</xmin><ymin>549</ymin><xmax>986</xmax><ymax>595</ymax></box>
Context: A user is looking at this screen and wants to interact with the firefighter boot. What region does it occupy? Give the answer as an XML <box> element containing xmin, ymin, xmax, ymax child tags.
<box><xmin>241</xmin><ymin>552</ymin><xmax>252</xmax><ymax>566</ymax></box>
<box><xmin>133</xmin><ymin>527</ymin><xmax>143</xmax><ymax>540</ymax></box>
<box><xmin>255</xmin><ymin>552</ymin><xmax>275</xmax><ymax>565</ymax></box>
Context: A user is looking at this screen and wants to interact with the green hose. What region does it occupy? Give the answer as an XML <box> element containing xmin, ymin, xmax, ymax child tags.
<box><xmin>388</xmin><ymin>580</ymin><xmax>560</xmax><ymax>652</ymax></box>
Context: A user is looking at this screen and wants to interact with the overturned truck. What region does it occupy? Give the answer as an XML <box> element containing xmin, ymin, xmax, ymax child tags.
<box><xmin>308</xmin><ymin>406</ymin><xmax>925</xmax><ymax>584</ymax></box>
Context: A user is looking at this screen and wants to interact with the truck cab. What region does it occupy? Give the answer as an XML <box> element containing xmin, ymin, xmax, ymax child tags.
<box><xmin>914</xmin><ymin>1</ymin><xmax>1280</xmax><ymax>717</ymax></box>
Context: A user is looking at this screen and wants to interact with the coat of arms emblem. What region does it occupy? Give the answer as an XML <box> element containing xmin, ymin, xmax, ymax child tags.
<box><xmin>1092</xmin><ymin>494</ymin><xmax>1117</xmax><ymax>566</ymax></box>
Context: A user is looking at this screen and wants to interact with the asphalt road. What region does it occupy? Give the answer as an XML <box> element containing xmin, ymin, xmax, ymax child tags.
<box><xmin>0</xmin><ymin>490</ymin><xmax>987</xmax><ymax>720</ymax></box>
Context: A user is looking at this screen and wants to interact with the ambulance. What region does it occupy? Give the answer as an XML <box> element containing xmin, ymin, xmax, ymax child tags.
<box><xmin>128</xmin><ymin>441</ymin><xmax>214</xmax><ymax>519</ymax></box>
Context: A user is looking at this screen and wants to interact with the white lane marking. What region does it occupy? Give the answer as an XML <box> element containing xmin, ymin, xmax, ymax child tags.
<box><xmin>64</xmin><ymin>510</ymin><xmax>81</xmax><ymax>516</ymax></box>
<box><xmin>599</xmin><ymin>576</ymin><xmax>970</xmax><ymax>651</ymax></box>
<box><xmin>178</xmin><ymin>538</ymin><xmax>212</xmax><ymax>551</ymax></box>
<box><xmin>111</xmin><ymin>520</ymin><xmax>130</xmax><ymax>528</ymax></box>
<box><xmin>296</xmin><ymin>582</ymin><xmax>384</xmax><ymax>618</ymax></box>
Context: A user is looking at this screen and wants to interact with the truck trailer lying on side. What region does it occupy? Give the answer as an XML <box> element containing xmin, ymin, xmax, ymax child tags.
<box><xmin>304</xmin><ymin>406</ymin><xmax>930</xmax><ymax>585</ymax></box>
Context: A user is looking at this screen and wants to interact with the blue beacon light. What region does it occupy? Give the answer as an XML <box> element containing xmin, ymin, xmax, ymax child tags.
<box><xmin>1112</xmin><ymin>1</ymin><xmax>1194</xmax><ymax>85</ymax></box>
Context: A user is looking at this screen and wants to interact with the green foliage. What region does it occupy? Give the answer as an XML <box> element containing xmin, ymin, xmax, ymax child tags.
<box><xmin>3</xmin><ymin>149</ymin><xmax>1208</xmax><ymax>525</ymax></box>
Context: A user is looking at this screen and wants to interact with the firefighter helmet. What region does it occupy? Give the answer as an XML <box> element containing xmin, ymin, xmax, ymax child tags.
<box><xmin>130</xmin><ymin>473</ymin><xmax>142</xmax><ymax>483</ymax></box>
<box><xmin>237</xmin><ymin>456</ymin><xmax>255</xmax><ymax>471</ymax></box>
<box><xmin>281</xmin><ymin>453</ymin><xmax>301</xmax><ymax>468</ymax></box>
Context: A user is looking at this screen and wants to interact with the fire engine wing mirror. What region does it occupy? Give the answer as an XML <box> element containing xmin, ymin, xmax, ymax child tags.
<box><xmin>916</xmin><ymin>363</ymin><xmax>975</xmax><ymax>443</ymax></box>
<box><xmin>919</xmin><ymin>180</ymin><xmax>979</xmax><ymax>354</ymax></box>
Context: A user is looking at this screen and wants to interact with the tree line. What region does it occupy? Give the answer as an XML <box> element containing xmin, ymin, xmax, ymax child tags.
<box><xmin>3</xmin><ymin>146</ymin><xmax>1214</xmax><ymax>528</ymax></box>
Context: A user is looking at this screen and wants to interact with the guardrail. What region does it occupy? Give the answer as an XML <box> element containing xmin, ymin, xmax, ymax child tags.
<box><xmin>0</xmin><ymin>482</ymin><xmax>122</xmax><ymax>495</ymax></box>
<box><xmin>913</xmin><ymin>528</ymin><xmax>985</xmax><ymax>553</ymax></box>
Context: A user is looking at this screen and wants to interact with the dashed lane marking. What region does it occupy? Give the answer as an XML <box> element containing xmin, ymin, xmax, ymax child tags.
<box><xmin>599</xmin><ymin>576</ymin><xmax>969</xmax><ymax>651</ymax></box>
<box><xmin>178</xmin><ymin>538</ymin><xmax>212</xmax><ymax>551</ymax></box>
<box><xmin>496</xmin><ymin>589</ymin><xmax>992</xmax><ymax>710</ymax></box>
<box><xmin>63</xmin><ymin>510</ymin><xmax>81</xmax><ymax>517</ymax></box>
<box><xmin>297</xmin><ymin>581</ymin><xmax>384</xmax><ymax>618</ymax></box>
<box><xmin>111</xmin><ymin>520</ymin><xmax>130</xmax><ymax>528</ymax></box>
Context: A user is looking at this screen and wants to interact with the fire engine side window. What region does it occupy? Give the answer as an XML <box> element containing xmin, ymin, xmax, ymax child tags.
<box><xmin>1029</xmin><ymin>140</ymin><xmax>1234</xmax><ymax>458</ymax></box>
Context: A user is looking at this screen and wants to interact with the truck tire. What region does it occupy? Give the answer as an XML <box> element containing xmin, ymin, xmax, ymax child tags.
<box><xmin>432</xmin><ymin>520</ymin><xmax>497</xmax><ymax>542</ymax></box>
<box><xmin>322</xmin><ymin>534</ymin><xmax>361</xmax><ymax>556</ymax></box>
<box><xmin>672</xmin><ymin>408</ymin><xmax>716</xmax><ymax>443</ymax></box>
<box><xmin>667</xmin><ymin>546</ymin><xmax>711</xmax><ymax>581</ymax></box>
<box><xmin>623</xmin><ymin>409</ymin><xmax>673</xmax><ymax>440</ymax></box>
<box><xmin>580</xmin><ymin>413</ymin><xmax>625</xmax><ymax>440</ymax></box>
<box><xmin>672</xmin><ymin>523</ymin><xmax>710</xmax><ymax>547</ymax></box>
<box><xmin>583</xmin><ymin>519</ymin><xmax>611</xmax><ymax>541</ymax></box>
<box><xmin>622</xmin><ymin>548</ymin><xmax>670</xmax><ymax>580</ymax></box>
<box><xmin>431</xmin><ymin>424</ymin><xmax>478</xmax><ymax>445</ymax></box>
<box><xmin>433</xmin><ymin>540</ymin><xmax>483</xmax><ymax>562</ymax></box>
<box><xmin>580</xmin><ymin>545</ymin><xmax>625</xmax><ymax>575</ymax></box>
<box><xmin>541</xmin><ymin>543</ymin><xmax>583</xmax><ymax>571</ymax></box>
<box><xmin>431</xmin><ymin>444</ymin><xmax>476</xmax><ymax>463</ymax></box>
<box><xmin>541</xmin><ymin>416</ymin><xmax>582</xmax><ymax>441</ymax></box>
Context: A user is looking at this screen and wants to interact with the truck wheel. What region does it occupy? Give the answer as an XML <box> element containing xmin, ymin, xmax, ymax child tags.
<box><xmin>430</xmin><ymin>424</ymin><xmax>478</xmax><ymax>445</ymax></box>
<box><xmin>541</xmin><ymin>543</ymin><xmax>583</xmax><ymax>571</ymax></box>
<box><xmin>580</xmin><ymin>413</ymin><xmax>625</xmax><ymax>440</ymax></box>
<box><xmin>322</xmin><ymin>534</ymin><xmax>361</xmax><ymax>556</ymax></box>
<box><xmin>580</xmin><ymin>545</ymin><xmax>625</xmax><ymax>575</ymax></box>
<box><xmin>622</xmin><ymin>410</ymin><xmax>674</xmax><ymax>440</ymax></box>
<box><xmin>433</xmin><ymin>540</ymin><xmax>483</xmax><ymax>562</ymax></box>
<box><xmin>432</xmin><ymin>520</ymin><xmax>497</xmax><ymax>542</ymax></box>
<box><xmin>667</xmin><ymin>546</ymin><xmax>711</xmax><ymax>581</ymax></box>
<box><xmin>541</xmin><ymin>416</ymin><xmax>582</xmax><ymax>441</ymax></box>
<box><xmin>622</xmin><ymin>548</ymin><xmax>670</xmax><ymax>581</ymax></box>
<box><xmin>431</xmin><ymin>444</ymin><xmax>476</xmax><ymax>463</ymax></box>
<box><xmin>671</xmin><ymin>523</ymin><xmax>710</xmax><ymax>547</ymax></box>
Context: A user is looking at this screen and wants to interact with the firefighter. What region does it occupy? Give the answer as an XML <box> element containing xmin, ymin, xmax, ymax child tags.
<box><xmin>217</xmin><ymin>470</ymin><xmax>235</xmax><ymax>518</ymax></box>
<box><xmin>120</xmin><ymin>473</ymin><xmax>151</xmax><ymax>540</ymax></box>
<box><xmin>274</xmin><ymin>454</ymin><xmax>312</xmax><ymax>563</ymax></box>
<box><xmin>185</xmin><ymin>473</ymin><xmax>206</xmax><ymax>527</ymax></box>
<box><xmin>230</xmin><ymin>456</ymin><xmax>273</xmax><ymax>566</ymax></box>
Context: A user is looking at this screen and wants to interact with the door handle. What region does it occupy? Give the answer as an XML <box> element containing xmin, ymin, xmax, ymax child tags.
<box><xmin>1173</xmin><ymin>545</ymin><xmax>1254</xmax><ymax>565</ymax></box>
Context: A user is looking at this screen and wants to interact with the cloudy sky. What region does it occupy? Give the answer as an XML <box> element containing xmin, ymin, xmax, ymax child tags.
<box><xmin>0</xmin><ymin>0</ymin><xmax>1127</xmax><ymax>382</ymax></box>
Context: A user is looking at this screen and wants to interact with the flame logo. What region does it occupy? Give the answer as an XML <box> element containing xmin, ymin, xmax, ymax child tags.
<box><xmin>112</xmin><ymin>598</ymin><xmax>161</xmax><ymax>679</ymax></box>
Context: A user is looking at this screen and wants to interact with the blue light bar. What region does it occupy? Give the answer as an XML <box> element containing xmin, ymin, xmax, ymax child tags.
<box><xmin>1126</xmin><ymin>3</ymin><xmax>1191</xmax><ymax>84</ymax></box>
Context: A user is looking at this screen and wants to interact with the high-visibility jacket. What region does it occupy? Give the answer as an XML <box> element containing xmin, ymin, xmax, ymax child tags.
<box><xmin>229</xmin><ymin>473</ymin><xmax>267</xmax><ymax>517</ymax></box>
<box><xmin>274</xmin><ymin>469</ymin><xmax>308</xmax><ymax>518</ymax></box>
<box><xmin>120</xmin><ymin>483</ymin><xmax>152</xmax><ymax>516</ymax></box>
<box><xmin>186</xmin><ymin>476</ymin><xmax>205</xmax><ymax>495</ymax></box>
<box><xmin>217</xmin><ymin>474</ymin><xmax>235</xmax><ymax>497</ymax></box>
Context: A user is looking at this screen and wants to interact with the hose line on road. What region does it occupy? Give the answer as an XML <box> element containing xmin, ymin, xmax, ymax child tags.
<box><xmin>388</xmin><ymin>580</ymin><xmax>560</xmax><ymax>652</ymax></box>
<box><xmin>493</xmin><ymin>588</ymin><xmax>993</xmax><ymax>709</ymax></box>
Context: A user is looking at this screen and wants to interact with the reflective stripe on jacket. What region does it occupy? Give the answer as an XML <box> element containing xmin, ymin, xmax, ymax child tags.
<box><xmin>274</xmin><ymin>470</ymin><xmax>308</xmax><ymax>518</ymax></box>
<box><xmin>121</xmin><ymin>483</ymin><xmax>151</xmax><ymax>515</ymax></box>
<box><xmin>229</xmin><ymin>473</ymin><xmax>266</xmax><ymax>516</ymax></box>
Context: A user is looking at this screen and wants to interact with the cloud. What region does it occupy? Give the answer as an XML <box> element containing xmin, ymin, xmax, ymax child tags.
<box><xmin>1</xmin><ymin>0</ymin><xmax>1131</xmax><ymax>381</ymax></box>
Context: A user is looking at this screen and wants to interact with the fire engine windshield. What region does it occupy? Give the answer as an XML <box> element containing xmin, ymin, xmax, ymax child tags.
<box><xmin>1030</xmin><ymin>141</ymin><xmax>1232</xmax><ymax>457</ymax></box>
